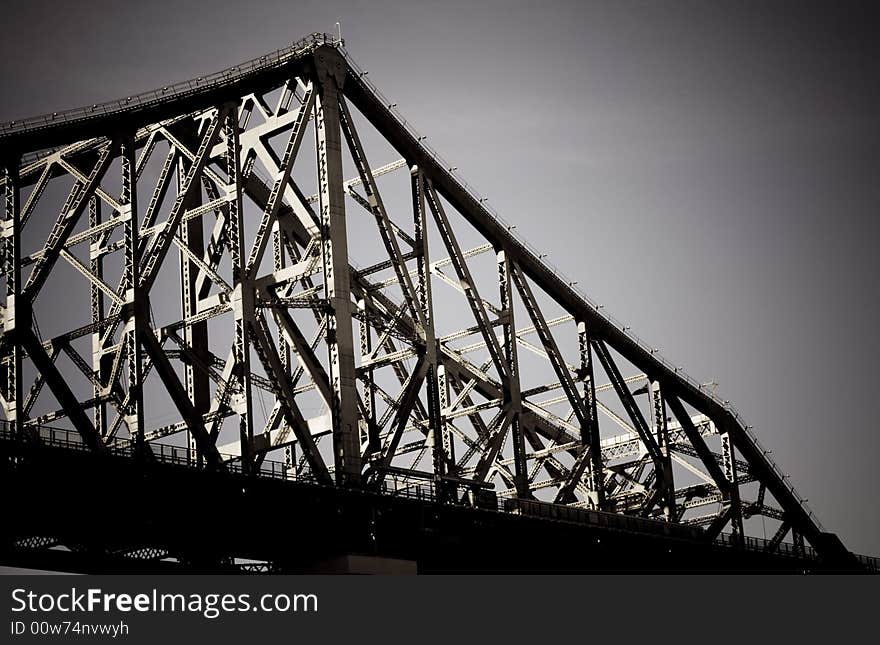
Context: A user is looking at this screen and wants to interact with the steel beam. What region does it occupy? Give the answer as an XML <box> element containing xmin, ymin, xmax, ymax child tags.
<box><xmin>2</xmin><ymin>161</ymin><xmax>23</xmax><ymax>436</ymax></box>
<box><xmin>650</xmin><ymin>381</ymin><xmax>676</xmax><ymax>521</ymax></box>
<box><xmin>720</xmin><ymin>429</ymin><xmax>745</xmax><ymax>542</ymax></box>
<box><xmin>314</xmin><ymin>48</ymin><xmax>361</xmax><ymax>486</ymax></box>
<box><xmin>410</xmin><ymin>166</ymin><xmax>450</xmax><ymax>496</ymax></box>
<box><xmin>497</xmin><ymin>250</ymin><xmax>528</xmax><ymax>497</ymax></box>
<box><xmin>177</xmin><ymin>125</ymin><xmax>211</xmax><ymax>464</ymax></box>
<box><xmin>224</xmin><ymin>109</ymin><xmax>257</xmax><ymax>472</ymax></box>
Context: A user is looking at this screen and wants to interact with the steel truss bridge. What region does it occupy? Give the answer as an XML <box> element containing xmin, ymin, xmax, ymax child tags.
<box><xmin>0</xmin><ymin>33</ymin><xmax>874</xmax><ymax>573</ymax></box>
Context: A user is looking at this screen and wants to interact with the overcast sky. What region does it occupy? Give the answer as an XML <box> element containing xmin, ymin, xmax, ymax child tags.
<box><xmin>1</xmin><ymin>0</ymin><xmax>878</xmax><ymax>557</ymax></box>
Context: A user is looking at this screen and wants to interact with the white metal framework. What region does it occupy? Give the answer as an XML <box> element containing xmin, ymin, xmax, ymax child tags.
<box><xmin>0</xmin><ymin>33</ymin><xmax>854</xmax><ymax>564</ymax></box>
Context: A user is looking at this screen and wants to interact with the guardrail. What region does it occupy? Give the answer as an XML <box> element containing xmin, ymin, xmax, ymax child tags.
<box><xmin>0</xmin><ymin>420</ymin><xmax>293</xmax><ymax>480</ymax></box>
<box><xmin>714</xmin><ymin>529</ymin><xmax>818</xmax><ymax>560</ymax></box>
<box><xmin>855</xmin><ymin>553</ymin><xmax>880</xmax><ymax>572</ymax></box>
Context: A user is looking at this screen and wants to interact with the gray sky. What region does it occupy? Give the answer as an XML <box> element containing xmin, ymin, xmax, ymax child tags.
<box><xmin>1</xmin><ymin>0</ymin><xmax>878</xmax><ymax>556</ymax></box>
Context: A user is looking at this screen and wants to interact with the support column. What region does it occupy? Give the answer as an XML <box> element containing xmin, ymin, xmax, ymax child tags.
<box><xmin>224</xmin><ymin>109</ymin><xmax>255</xmax><ymax>473</ymax></box>
<box><xmin>271</xmin><ymin>221</ymin><xmax>291</xmax><ymax>374</ymax></box>
<box><xmin>88</xmin><ymin>196</ymin><xmax>109</xmax><ymax>437</ymax></box>
<box><xmin>120</xmin><ymin>136</ymin><xmax>145</xmax><ymax>449</ymax></box>
<box><xmin>577</xmin><ymin>322</ymin><xmax>605</xmax><ymax>509</ymax></box>
<box><xmin>314</xmin><ymin>46</ymin><xmax>361</xmax><ymax>486</ymax></box>
<box><xmin>721</xmin><ymin>428</ymin><xmax>745</xmax><ymax>542</ymax></box>
<box><xmin>436</xmin><ymin>363</ymin><xmax>453</xmax><ymax>467</ymax></box>
<box><xmin>2</xmin><ymin>160</ymin><xmax>23</xmax><ymax>437</ymax></box>
<box><xmin>178</xmin><ymin>128</ymin><xmax>210</xmax><ymax>464</ymax></box>
<box><xmin>273</xmin><ymin>220</ymin><xmax>297</xmax><ymax>476</ymax></box>
<box><xmin>498</xmin><ymin>249</ymin><xmax>528</xmax><ymax>498</ymax></box>
<box><xmin>650</xmin><ymin>381</ymin><xmax>676</xmax><ymax>520</ymax></box>
<box><xmin>358</xmin><ymin>297</ymin><xmax>379</xmax><ymax>457</ymax></box>
<box><xmin>412</xmin><ymin>166</ymin><xmax>450</xmax><ymax>496</ymax></box>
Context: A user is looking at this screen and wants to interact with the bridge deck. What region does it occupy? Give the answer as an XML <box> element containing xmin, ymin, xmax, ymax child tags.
<box><xmin>1</xmin><ymin>425</ymin><xmax>873</xmax><ymax>573</ymax></box>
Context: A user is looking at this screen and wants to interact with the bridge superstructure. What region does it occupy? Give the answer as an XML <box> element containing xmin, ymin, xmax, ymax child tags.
<box><xmin>0</xmin><ymin>33</ymin><xmax>869</xmax><ymax>571</ymax></box>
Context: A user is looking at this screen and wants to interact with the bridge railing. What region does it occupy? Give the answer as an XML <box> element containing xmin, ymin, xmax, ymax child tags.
<box><xmin>855</xmin><ymin>553</ymin><xmax>880</xmax><ymax>573</ymax></box>
<box><xmin>2</xmin><ymin>419</ymin><xmax>873</xmax><ymax>567</ymax></box>
<box><xmin>374</xmin><ymin>472</ymin><xmax>832</xmax><ymax>565</ymax></box>
<box><xmin>0</xmin><ymin>420</ymin><xmax>293</xmax><ymax>479</ymax></box>
<box><xmin>714</xmin><ymin>530</ymin><xmax>818</xmax><ymax>561</ymax></box>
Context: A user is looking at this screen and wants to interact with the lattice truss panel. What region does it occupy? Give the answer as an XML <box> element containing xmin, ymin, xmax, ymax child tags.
<box><xmin>0</xmin><ymin>36</ymin><xmax>833</xmax><ymax>558</ymax></box>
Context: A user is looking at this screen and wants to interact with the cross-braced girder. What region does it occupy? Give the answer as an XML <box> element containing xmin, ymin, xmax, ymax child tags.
<box><xmin>0</xmin><ymin>32</ymin><xmax>858</xmax><ymax>566</ymax></box>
